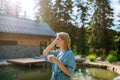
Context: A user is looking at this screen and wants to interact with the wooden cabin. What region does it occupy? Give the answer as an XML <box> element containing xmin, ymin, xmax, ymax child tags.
<box><xmin>0</xmin><ymin>15</ymin><xmax>55</xmax><ymax>59</ymax></box>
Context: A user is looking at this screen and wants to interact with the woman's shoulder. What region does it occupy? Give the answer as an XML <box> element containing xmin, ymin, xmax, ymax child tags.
<box><xmin>65</xmin><ymin>49</ymin><xmax>74</xmax><ymax>57</ymax></box>
<box><xmin>67</xmin><ymin>49</ymin><xmax>74</xmax><ymax>54</ymax></box>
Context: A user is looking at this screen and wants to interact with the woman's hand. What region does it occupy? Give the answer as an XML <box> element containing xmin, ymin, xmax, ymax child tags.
<box><xmin>52</xmin><ymin>37</ymin><xmax>58</xmax><ymax>44</ymax></box>
<box><xmin>48</xmin><ymin>55</ymin><xmax>70</xmax><ymax>77</ymax></box>
<box><xmin>47</xmin><ymin>55</ymin><xmax>57</xmax><ymax>63</ymax></box>
<box><xmin>43</xmin><ymin>37</ymin><xmax>58</xmax><ymax>56</ymax></box>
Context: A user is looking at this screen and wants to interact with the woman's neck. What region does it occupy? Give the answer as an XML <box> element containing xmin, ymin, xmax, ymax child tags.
<box><xmin>60</xmin><ymin>47</ymin><xmax>66</xmax><ymax>53</ymax></box>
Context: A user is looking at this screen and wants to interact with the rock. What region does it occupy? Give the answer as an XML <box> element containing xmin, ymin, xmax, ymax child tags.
<box><xmin>96</xmin><ymin>57</ymin><xmax>104</xmax><ymax>61</ymax></box>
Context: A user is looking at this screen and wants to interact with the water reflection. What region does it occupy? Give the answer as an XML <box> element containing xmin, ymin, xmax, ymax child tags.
<box><xmin>73</xmin><ymin>69</ymin><xmax>91</xmax><ymax>80</ymax></box>
<box><xmin>0</xmin><ymin>66</ymin><xmax>119</xmax><ymax>80</ymax></box>
<box><xmin>0</xmin><ymin>66</ymin><xmax>52</xmax><ymax>80</ymax></box>
<box><xmin>73</xmin><ymin>67</ymin><xmax>119</xmax><ymax>80</ymax></box>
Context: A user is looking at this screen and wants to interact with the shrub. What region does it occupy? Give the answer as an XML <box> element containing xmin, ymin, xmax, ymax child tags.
<box><xmin>106</xmin><ymin>50</ymin><xmax>118</xmax><ymax>63</ymax></box>
<box><xmin>87</xmin><ymin>54</ymin><xmax>96</xmax><ymax>62</ymax></box>
<box><xmin>106</xmin><ymin>54</ymin><xmax>117</xmax><ymax>63</ymax></box>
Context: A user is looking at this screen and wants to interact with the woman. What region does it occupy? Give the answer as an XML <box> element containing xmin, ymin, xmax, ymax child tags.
<box><xmin>43</xmin><ymin>32</ymin><xmax>76</xmax><ymax>80</ymax></box>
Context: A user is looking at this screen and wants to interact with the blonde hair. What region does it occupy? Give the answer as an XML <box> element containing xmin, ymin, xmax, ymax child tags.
<box><xmin>56</xmin><ymin>32</ymin><xmax>71</xmax><ymax>50</ymax></box>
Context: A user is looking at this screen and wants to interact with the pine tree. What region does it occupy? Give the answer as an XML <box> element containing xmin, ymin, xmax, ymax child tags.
<box><xmin>91</xmin><ymin>0</ymin><xmax>114</xmax><ymax>54</ymax></box>
<box><xmin>36</xmin><ymin>0</ymin><xmax>77</xmax><ymax>50</ymax></box>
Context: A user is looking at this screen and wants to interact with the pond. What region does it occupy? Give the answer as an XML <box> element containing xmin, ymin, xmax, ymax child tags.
<box><xmin>73</xmin><ymin>67</ymin><xmax>119</xmax><ymax>80</ymax></box>
<box><xmin>0</xmin><ymin>65</ymin><xmax>119</xmax><ymax>80</ymax></box>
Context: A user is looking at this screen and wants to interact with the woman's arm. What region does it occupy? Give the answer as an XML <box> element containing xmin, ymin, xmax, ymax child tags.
<box><xmin>43</xmin><ymin>38</ymin><xmax>57</xmax><ymax>56</ymax></box>
<box><xmin>48</xmin><ymin>55</ymin><xmax>70</xmax><ymax>77</ymax></box>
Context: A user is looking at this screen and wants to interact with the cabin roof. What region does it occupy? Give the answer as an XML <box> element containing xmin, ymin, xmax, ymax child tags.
<box><xmin>0</xmin><ymin>15</ymin><xmax>55</xmax><ymax>37</ymax></box>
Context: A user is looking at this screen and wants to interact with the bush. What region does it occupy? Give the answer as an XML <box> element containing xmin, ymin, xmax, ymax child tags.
<box><xmin>106</xmin><ymin>50</ymin><xmax>118</xmax><ymax>63</ymax></box>
<box><xmin>87</xmin><ymin>54</ymin><xmax>96</xmax><ymax>62</ymax></box>
<box><xmin>106</xmin><ymin>54</ymin><xmax>117</xmax><ymax>63</ymax></box>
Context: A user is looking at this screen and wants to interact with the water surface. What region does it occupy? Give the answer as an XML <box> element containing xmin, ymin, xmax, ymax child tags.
<box><xmin>0</xmin><ymin>65</ymin><xmax>119</xmax><ymax>80</ymax></box>
<box><xmin>73</xmin><ymin>67</ymin><xmax>119</xmax><ymax>80</ymax></box>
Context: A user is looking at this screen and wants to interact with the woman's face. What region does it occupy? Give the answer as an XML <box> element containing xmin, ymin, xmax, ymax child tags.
<box><xmin>56</xmin><ymin>36</ymin><xmax>64</xmax><ymax>48</ymax></box>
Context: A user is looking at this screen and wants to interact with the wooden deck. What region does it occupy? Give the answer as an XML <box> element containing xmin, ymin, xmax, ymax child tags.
<box><xmin>7</xmin><ymin>58</ymin><xmax>47</xmax><ymax>68</ymax></box>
